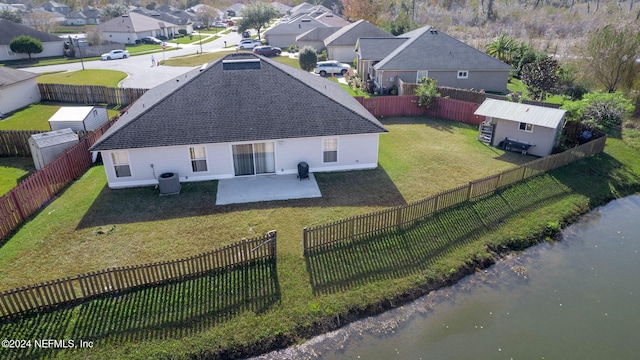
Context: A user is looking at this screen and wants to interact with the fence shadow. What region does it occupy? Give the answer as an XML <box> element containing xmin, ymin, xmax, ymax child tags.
<box><xmin>305</xmin><ymin>173</ymin><xmax>572</xmax><ymax>295</ymax></box>
<box><xmin>77</xmin><ymin>167</ymin><xmax>405</xmax><ymax>229</ymax></box>
<box><xmin>0</xmin><ymin>259</ymin><xmax>280</xmax><ymax>360</ymax></box>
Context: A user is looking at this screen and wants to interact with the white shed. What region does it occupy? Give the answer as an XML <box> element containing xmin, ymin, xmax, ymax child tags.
<box><xmin>28</xmin><ymin>128</ymin><xmax>79</xmax><ymax>170</ymax></box>
<box><xmin>474</xmin><ymin>99</ymin><xmax>566</xmax><ymax>157</ymax></box>
<box><xmin>48</xmin><ymin>106</ymin><xmax>109</xmax><ymax>132</ymax></box>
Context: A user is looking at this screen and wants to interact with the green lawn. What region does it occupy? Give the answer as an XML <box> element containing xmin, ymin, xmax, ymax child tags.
<box><xmin>0</xmin><ymin>157</ymin><xmax>34</xmax><ymax>196</ymax></box>
<box><xmin>37</xmin><ymin>69</ymin><xmax>127</xmax><ymax>87</ymax></box>
<box><xmin>0</xmin><ymin>117</ymin><xmax>638</xmax><ymax>359</ymax></box>
<box><xmin>0</xmin><ymin>103</ymin><xmax>60</xmax><ymax>130</ymax></box>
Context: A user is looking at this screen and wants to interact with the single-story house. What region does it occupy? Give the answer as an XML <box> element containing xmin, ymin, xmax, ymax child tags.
<box><xmin>0</xmin><ymin>19</ymin><xmax>65</xmax><ymax>61</ymax></box>
<box><xmin>95</xmin><ymin>12</ymin><xmax>180</xmax><ymax>44</ymax></box>
<box><xmin>296</xmin><ymin>27</ymin><xmax>341</xmax><ymax>53</ymax></box>
<box><xmin>361</xmin><ymin>26</ymin><xmax>513</xmax><ymax>94</ymax></box>
<box><xmin>264</xmin><ymin>14</ymin><xmax>330</xmax><ymax>48</ymax></box>
<box><xmin>131</xmin><ymin>7</ymin><xmax>194</xmax><ymax>35</ymax></box>
<box><xmin>474</xmin><ymin>99</ymin><xmax>566</xmax><ymax>157</ymax></box>
<box><xmin>271</xmin><ymin>2</ymin><xmax>292</xmax><ymax>15</ymax></box>
<box><xmin>324</xmin><ymin>19</ymin><xmax>393</xmax><ymax>63</ymax></box>
<box><xmin>355</xmin><ymin>37</ymin><xmax>408</xmax><ymax>82</ymax></box>
<box><xmin>89</xmin><ymin>53</ymin><xmax>388</xmax><ymax>189</ymax></box>
<box><xmin>65</xmin><ymin>5</ymin><xmax>101</xmax><ymax>25</ymax></box>
<box><xmin>0</xmin><ymin>67</ymin><xmax>41</xmax><ymax>116</ymax></box>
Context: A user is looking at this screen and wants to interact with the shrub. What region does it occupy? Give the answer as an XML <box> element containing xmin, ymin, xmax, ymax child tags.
<box><xmin>298</xmin><ymin>46</ymin><xmax>317</xmax><ymax>72</ymax></box>
<box><xmin>415</xmin><ymin>77</ymin><xmax>440</xmax><ymax>108</ymax></box>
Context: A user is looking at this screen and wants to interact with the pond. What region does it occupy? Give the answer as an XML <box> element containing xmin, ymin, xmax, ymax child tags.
<box><xmin>254</xmin><ymin>195</ymin><xmax>640</xmax><ymax>359</ymax></box>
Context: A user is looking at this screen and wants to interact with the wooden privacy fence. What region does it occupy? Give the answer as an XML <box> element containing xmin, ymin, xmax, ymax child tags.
<box><xmin>38</xmin><ymin>84</ymin><xmax>147</xmax><ymax>107</ymax></box>
<box><xmin>356</xmin><ymin>96</ymin><xmax>485</xmax><ymax>125</ymax></box>
<box><xmin>0</xmin><ymin>130</ymin><xmax>41</xmax><ymax>157</ymax></box>
<box><xmin>302</xmin><ymin>136</ymin><xmax>606</xmax><ymax>253</ymax></box>
<box><xmin>0</xmin><ymin>231</ymin><xmax>277</xmax><ymax>320</ymax></box>
<box><xmin>0</xmin><ymin>120</ymin><xmax>115</xmax><ymax>241</ymax></box>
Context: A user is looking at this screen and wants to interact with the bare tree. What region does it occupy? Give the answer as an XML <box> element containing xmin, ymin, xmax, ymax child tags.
<box><xmin>195</xmin><ymin>6</ymin><xmax>217</xmax><ymax>29</ymax></box>
<box><xmin>23</xmin><ymin>11</ymin><xmax>58</xmax><ymax>33</ymax></box>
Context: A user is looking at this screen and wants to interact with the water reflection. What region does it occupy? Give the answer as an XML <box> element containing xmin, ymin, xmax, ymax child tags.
<box><xmin>254</xmin><ymin>195</ymin><xmax>640</xmax><ymax>360</ymax></box>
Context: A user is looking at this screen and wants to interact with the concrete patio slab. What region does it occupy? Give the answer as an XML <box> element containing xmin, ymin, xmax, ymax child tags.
<box><xmin>215</xmin><ymin>173</ymin><xmax>321</xmax><ymax>205</ymax></box>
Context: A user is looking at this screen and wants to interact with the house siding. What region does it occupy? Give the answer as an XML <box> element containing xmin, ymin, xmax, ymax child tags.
<box><xmin>328</xmin><ymin>46</ymin><xmax>357</xmax><ymax>63</ymax></box>
<box><xmin>492</xmin><ymin>118</ymin><xmax>557</xmax><ymax>157</ymax></box>
<box><xmin>0</xmin><ymin>41</ymin><xmax>64</xmax><ymax>61</ymax></box>
<box><xmin>0</xmin><ymin>78</ymin><xmax>41</xmax><ymax>115</ymax></box>
<box><xmin>378</xmin><ymin>69</ymin><xmax>510</xmax><ymax>93</ymax></box>
<box><xmin>101</xmin><ymin>134</ymin><xmax>381</xmax><ymax>189</ymax></box>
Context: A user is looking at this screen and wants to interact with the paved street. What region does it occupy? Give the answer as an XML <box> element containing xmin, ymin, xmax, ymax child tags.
<box><xmin>27</xmin><ymin>30</ymin><xmax>245</xmax><ymax>89</ymax></box>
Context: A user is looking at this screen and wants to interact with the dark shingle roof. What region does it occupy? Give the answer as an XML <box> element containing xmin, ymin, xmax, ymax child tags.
<box><xmin>90</xmin><ymin>53</ymin><xmax>386</xmax><ymax>151</ymax></box>
<box><xmin>0</xmin><ymin>19</ymin><xmax>63</xmax><ymax>45</ymax></box>
<box><xmin>356</xmin><ymin>37</ymin><xmax>408</xmax><ymax>60</ymax></box>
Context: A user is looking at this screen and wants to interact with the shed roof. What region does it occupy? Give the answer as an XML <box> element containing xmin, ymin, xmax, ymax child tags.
<box><xmin>90</xmin><ymin>53</ymin><xmax>386</xmax><ymax>151</ymax></box>
<box><xmin>49</xmin><ymin>106</ymin><xmax>96</xmax><ymax>122</ymax></box>
<box><xmin>30</xmin><ymin>128</ymin><xmax>78</xmax><ymax>148</ymax></box>
<box><xmin>474</xmin><ymin>99</ymin><xmax>566</xmax><ymax>129</ymax></box>
<box><xmin>0</xmin><ymin>67</ymin><xmax>38</xmax><ymax>87</ymax></box>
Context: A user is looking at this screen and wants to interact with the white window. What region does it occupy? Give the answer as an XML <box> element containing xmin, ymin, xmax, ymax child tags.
<box><xmin>111</xmin><ymin>151</ymin><xmax>131</xmax><ymax>177</ymax></box>
<box><xmin>519</xmin><ymin>122</ymin><xmax>534</xmax><ymax>132</ymax></box>
<box><xmin>457</xmin><ymin>70</ymin><xmax>469</xmax><ymax>79</ymax></box>
<box><xmin>189</xmin><ymin>146</ymin><xmax>208</xmax><ymax>172</ymax></box>
<box><xmin>417</xmin><ymin>70</ymin><xmax>428</xmax><ymax>83</ymax></box>
<box><xmin>323</xmin><ymin>138</ymin><xmax>338</xmax><ymax>163</ymax></box>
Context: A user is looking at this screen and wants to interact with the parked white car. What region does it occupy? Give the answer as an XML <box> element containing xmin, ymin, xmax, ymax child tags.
<box><xmin>314</xmin><ymin>61</ymin><xmax>351</xmax><ymax>77</ymax></box>
<box><xmin>237</xmin><ymin>38</ymin><xmax>262</xmax><ymax>50</ymax></box>
<box><xmin>101</xmin><ymin>49</ymin><xmax>130</xmax><ymax>61</ymax></box>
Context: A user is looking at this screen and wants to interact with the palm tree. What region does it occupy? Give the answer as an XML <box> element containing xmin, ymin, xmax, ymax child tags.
<box><xmin>486</xmin><ymin>33</ymin><xmax>517</xmax><ymax>64</ymax></box>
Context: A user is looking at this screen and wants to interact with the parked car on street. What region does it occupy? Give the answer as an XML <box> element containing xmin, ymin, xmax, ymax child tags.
<box><xmin>237</xmin><ymin>38</ymin><xmax>262</xmax><ymax>50</ymax></box>
<box><xmin>213</xmin><ymin>22</ymin><xmax>227</xmax><ymax>28</ymax></box>
<box><xmin>101</xmin><ymin>49</ymin><xmax>130</xmax><ymax>60</ymax></box>
<box><xmin>313</xmin><ymin>60</ymin><xmax>351</xmax><ymax>76</ymax></box>
<box><xmin>140</xmin><ymin>36</ymin><xmax>162</xmax><ymax>44</ymax></box>
<box><xmin>222</xmin><ymin>19</ymin><xmax>234</xmax><ymax>26</ymax></box>
<box><xmin>253</xmin><ymin>45</ymin><xmax>281</xmax><ymax>57</ymax></box>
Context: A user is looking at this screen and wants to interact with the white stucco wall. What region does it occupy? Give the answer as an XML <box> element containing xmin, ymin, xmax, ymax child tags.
<box><xmin>100</xmin><ymin>134</ymin><xmax>381</xmax><ymax>189</ymax></box>
<box><xmin>0</xmin><ymin>78</ymin><xmax>41</xmax><ymax>115</ymax></box>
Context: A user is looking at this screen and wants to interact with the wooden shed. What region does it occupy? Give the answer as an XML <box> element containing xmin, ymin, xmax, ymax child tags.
<box><xmin>48</xmin><ymin>106</ymin><xmax>109</xmax><ymax>132</ymax></box>
<box><xmin>474</xmin><ymin>99</ymin><xmax>566</xmax><ymax>157</ymax></box>
<box><xmin>28</xmin><ymin>128</ymin><xmax>79</xmax><ymax>170</ymax></box>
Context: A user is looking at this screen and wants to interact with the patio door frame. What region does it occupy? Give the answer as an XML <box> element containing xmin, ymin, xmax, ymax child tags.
<box><xmin>232</xmin><ymin>141</ymin><xmax>275</xmax><ymax>176</ymax></box>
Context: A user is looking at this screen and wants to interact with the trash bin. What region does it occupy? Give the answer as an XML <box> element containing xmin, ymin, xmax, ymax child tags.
<box><xmin>297</xmin><ymin>162</ymin><xmax>309</xmax><ymax>181</ymax></box>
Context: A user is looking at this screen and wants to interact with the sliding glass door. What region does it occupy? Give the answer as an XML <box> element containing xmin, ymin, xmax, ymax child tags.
<box><xmin>232</xmin><ymin>142</ymin><xmax>275</xmax><ymax>176</ymax></box>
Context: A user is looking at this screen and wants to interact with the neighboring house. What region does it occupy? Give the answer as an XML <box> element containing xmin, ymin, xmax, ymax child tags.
<box><xmin>364</xmin><ymin>26</ymin><xmax>513</xmax><ymax>94</ymax></box>
<box><xmin>271</xmin><ymin>2</ymin><xmax>292</xmax><ymax>15</ymax></box>
<box><xmin>226</xmin><ymin>3</ymin><xmax>245</xmax><ymax>17</ymax></box>
<box><xmin>156</xmin><ymin>5</ymin><xmax>197</xmax><ymax>32</ymax></box>
<box><xmin>81</xmin><ymin>6</ymin><xmax>101</xmax><ymax>24</ymax></box>
<box><xmin>95</xmin><ymin>12</ymin><xmax>180</xmax><ymax>44</ymax></box>
<box><xmin>324</xmin><ymin>19</ymin><xmax>392</xmax><ymax>63</ymax></box>
<box><xmin>0</xmin><ymin>19</ymin><xmax>64</xmax><ymax>61</ymax></box>
<box><xmin>89</xmin><ymin>53</ymin><xmax>387</xmax><ymax>189</ymax></box>
<box><xmin>188</xmin><ymin>4</ymin><xmax>225</xmax><ymax>28</ymax></box>
<box><xmin>42</xmin><ymin>0</ymin><xmax>69</xmax><ymax>15</ymax></box>
<box><xmin>65</xmin><ymin>11</ymin><xmax>88</xmax><ymax>26</ymax></box>
<box><xmin>474</xmin><ymin>99</ymin><xmax>566</xmax><ymax>157</ymax></box>
<box><xmin>355</xmin><ymin>37</ymin><xmax>408</xmax><ymax>81</ymax></box>
<box><xmin>0</xmin><ymin>67</ymin><xmax>40</xmax><ymax>116</ymax></box>
<box><xmin>314</xmin><ymin>12</ymin><xmax>349</xmax><ymax>27</ymax></box>
<box><xmin>264</xmin><ymin>14</ymin><xmax>329</xmax><ymax>48</ymax></box>
<box><xmin>131</xmin><ymin>7</ymin><xmax>193</xmax><ymax>34</ymax></box>
<box><xmin>296</xmin><ymin>27</ymin><xmax>341</xmax><ymax>52</ymax></box>
<box><xmin>288</xmin><ymin>2</ymin><xmax>314</xmax><ymax>17</ymax></box>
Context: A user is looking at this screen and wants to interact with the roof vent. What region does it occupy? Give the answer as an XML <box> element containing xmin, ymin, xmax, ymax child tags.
<box><xmin>222</xmin><ymin>59</ymin><xmax>261</xmax><ymax>70</ymax></box>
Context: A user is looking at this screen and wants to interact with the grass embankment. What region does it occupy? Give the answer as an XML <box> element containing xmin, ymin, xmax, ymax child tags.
<box><xmin>0</xmin><ymin>119</ymin><xmax>639</xmax><ymax>360</ymax></box>
<box><xmin>37</xmin><ymin>69</ymin><xmax>127</xmax><ymax>87</ymax></box>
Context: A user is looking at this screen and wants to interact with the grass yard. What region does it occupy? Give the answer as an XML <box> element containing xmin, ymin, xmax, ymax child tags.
<box><xmin>0</xmin><ymin>157</ymin><xmax>34</xmax><ymax>196</ymax></box>
<box><xmin>0</xmin><ymin>116</ymin><xmax>534</xmax><ymax>290</ymax></box>
<box><xmin>0</xmin><ymin>103</ymin><xmax>121</xmax><ymax>131</ymax></box>
<box><xmin>37</xmin><ymin>69</ymin><xmax>127</xmax><ymax>87</ymax></box>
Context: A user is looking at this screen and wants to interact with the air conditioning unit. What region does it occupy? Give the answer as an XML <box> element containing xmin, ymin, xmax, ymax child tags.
<box><xmin>158</xmin><ymin>172</ymin><xmax>181</xmax><ymax>195</ymax></box>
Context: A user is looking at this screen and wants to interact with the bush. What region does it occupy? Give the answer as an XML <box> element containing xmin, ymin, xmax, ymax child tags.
<box><xmin>298</xmin><ymin>46</ymin><xmax>317</xmax><ymax>72</ymax></box>
<box><xmin>178</xmin><ymin>29</ymin><xmax>187</xmax><ymax>35</ymax></box>
<box><xmin>415</xmin><ymin>77</ymin><xmax>440</xmax><ymax>108</ymax></box>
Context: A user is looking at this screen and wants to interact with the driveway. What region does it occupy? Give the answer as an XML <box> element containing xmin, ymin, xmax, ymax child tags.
<box><xmin>27</xmin><ymin>30</ymin><xmax>245</xmax><ymax>89</ymax></box>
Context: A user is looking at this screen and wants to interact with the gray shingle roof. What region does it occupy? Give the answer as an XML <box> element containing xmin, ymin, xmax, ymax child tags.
<box><xmin>96</xmin><ymin>12</ymin><xmax>179</xmax><ymax>33</ymax></box>
<box><xmin>374</xmin><ymin>26</ymin><xmax>513</xmax><ymax>71</ymax></box>
<box><xmin>324</xmin><ymin>20</ymin><xmax>393</xmax><ymax>47</ymax></box>
<box><xmin>356</xmin><ymin>37</ymin><xmax>408</xmax><ymax>60</ymax></box>
<box><xmin>90</xmin><ymin>53</ymin><xmax>386</xmax><ymax>151</ymax></box>
<box><xmin>0</xmin><ymin>19</ymin><xmax>63</xmax><ymax>45</ymax></box>
<box><xmin>296</xmin><ymin>27</ymin><xmax>341</xmax><ymax>42</ymax></box>
<box><xmin>0</xmin><ymin>67</ymin><xmax>38</xmax><ymax>87</ymax></box>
